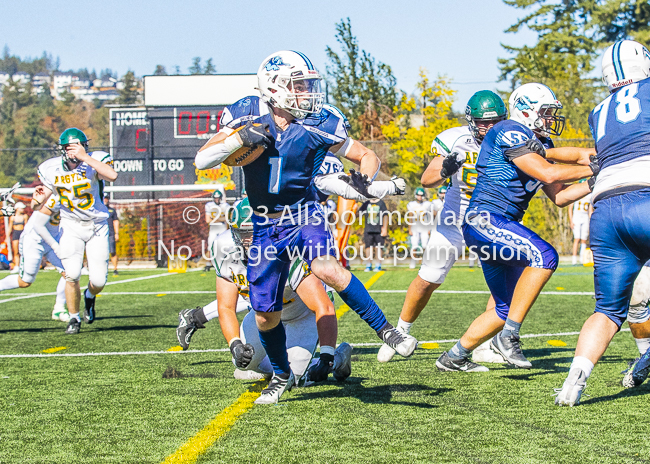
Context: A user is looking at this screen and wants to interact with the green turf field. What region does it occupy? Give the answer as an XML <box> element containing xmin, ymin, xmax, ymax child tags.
<box><xmin>1</xmin><ymin>266</ymin><xmax>648</xmax><ymax>464</ymax></box>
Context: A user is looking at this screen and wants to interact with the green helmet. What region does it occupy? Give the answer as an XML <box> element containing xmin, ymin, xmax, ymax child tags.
<box><xmin>465</xmin><ymin>91</ymin><xmax>507</xmax><ymax>142</ymax></box>
<box><xmin>415</xmin><ymin>187</ymin><xmax>425</xmax><ymax>197</ymax></box>
<box><xmin>228</xmin><ymin>198</ymin><xmax>254</xmax><ymax>250</ymax></box>
<box><xmin>58</xmin><ymin>128</ymin><xmax>89</xmax><ymax>167</ymax></box>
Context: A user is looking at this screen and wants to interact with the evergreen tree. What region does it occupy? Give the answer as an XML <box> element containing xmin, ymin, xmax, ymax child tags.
<box><xmin>189</xmin><ymin>57</ymin><xmax>203</xmax><ymax>75</ymax></box>
<box><xmin>117</xmin><ymin>71</ymin><xmax>140</xmax><ymax>105</ymax></box>
<box><xmin>204</xmin><ymin>58</ymin><xmax>217</xmax><ymax>74</ymax></box>
<box><xmin>325</xmin><ymin>18</ymin><xmax>397</xmax><ymax>140</ymax></box>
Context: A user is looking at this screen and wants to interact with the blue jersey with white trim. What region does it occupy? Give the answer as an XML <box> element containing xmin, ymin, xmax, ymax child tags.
<box><xmin>219</xmin><ymin>96</ymin><xmax>348</xmax><ymax>213</ymax></box>
<box><xmin>469</xmin><ymin>119</ymin><xmax>554</xmax><ymax>222</ymax></box>
<box><xmin>588</xmin><ymin>77</ymin><xmax>650</xmax><ymax>171</ymax></box>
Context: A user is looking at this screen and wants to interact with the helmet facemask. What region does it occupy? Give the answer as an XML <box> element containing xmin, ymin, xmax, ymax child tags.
<box><xmin>534</xmin><ymin>105</ymin><xmax>565</xmax><ymax>137</ymax></box>
<box><xmin>270</xmin><ymin>75</ymin><xmax>324</xmax><ymax>119</ymax></box>
<box><xmin>468</xmin><ymin>114</ymin><xmax>507</xmax><ymax>142</ymax></box>
<box><xmin>59</xmin><ymin>141</ymin><xmax>89</xmax><ymax>170</ymax></box>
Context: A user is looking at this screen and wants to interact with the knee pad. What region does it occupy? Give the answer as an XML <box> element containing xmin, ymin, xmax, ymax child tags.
<box><xmin>628</xmin><ymin>303</ymin><xmax>650</xmax><ymax>324</ymax></box>
<box><xmin>418</xmin><ymin>265</ymin><xmax>447</xmax><ymax>285</ymax></box>
<box><xmin>19</xmin><ymin>273</ymin><xmax>36</xmax><ymax>285</ymax></box>
<box><xmin>65</xmin><ymin>273</ymin><xmax>80</xmax><ymax>283</ymax></box>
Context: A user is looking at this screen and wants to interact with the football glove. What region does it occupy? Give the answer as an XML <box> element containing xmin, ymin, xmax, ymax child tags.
<box><xmin>525</xmin><ymin>137</ymin><xmax>546</xmax><ymax>157</ymax></box>
<box><xmin>1</xmin><ymin>200</ymin><xmax>15</xmax><ymax>217</ymax></box>
<box><xmin>230</xmin><ymin>339</ymin><xmax>255</xmax><ymax>369</ymax></box>
<box><xmin>588</xmin><ymin>155</ymin><xmax>600</xmax><ymax>177</ymax></box>
<box><xmin>238</xmin><ymin>122</ymin><xmax>273</xmax><ymax>148</ymax></box>
<box><xmin>439</xmin><ymin>152</ymin><xmax>465</xmax><ymax>179</ymax></box>
<box><xmin>339</xmin><ymin>169</ymin><xmax>377</xmax><ymax>199</ymax></box>
<box><xmin>390</xmin><ymin>176</ymin><xmax>406</xmax><ymax>195</ymax></box>
<box><xmin>587</xmin><ymin>176</ymin><xmax>596</xmax><ymax>191</ymax></box>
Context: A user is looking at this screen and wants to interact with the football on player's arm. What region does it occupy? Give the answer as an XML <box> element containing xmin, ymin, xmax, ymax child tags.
<box><xmin>223</xmin><ymin>123</ymin><xmax>273</xmax><ymax>167</ymax></box>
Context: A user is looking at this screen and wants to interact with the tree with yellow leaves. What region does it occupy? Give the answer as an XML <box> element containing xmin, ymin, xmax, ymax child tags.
<box><xmin>381</xmin><ymin>70</ymin><xmax>459</xmax><ymax>188</ymax></box>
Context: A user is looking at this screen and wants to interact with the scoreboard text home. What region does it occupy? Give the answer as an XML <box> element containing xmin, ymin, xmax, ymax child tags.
<box><xmin>108</xmin><ymin>74</ymin><xmax>258</xmax><ymax>199</ymax></box>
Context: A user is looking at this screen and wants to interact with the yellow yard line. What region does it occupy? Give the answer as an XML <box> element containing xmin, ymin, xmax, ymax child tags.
<box><xmin>161</xmin><ymin>271</ymin><xmax>386</xmax><ymax>463</ymax></box>
<box><xmin>41</xmin><ymin>346</ymin><xmax>67</xmax><ymax>354</ymax></box>
<box><xmin>161</xmin><ymin>382</ymin><xmax>265</xmax><ymax>464</ymax></box>
<box><xmin>335</xmin><ymin>271</ymin><xmax>386</xmax><ymax>320</ymax></box>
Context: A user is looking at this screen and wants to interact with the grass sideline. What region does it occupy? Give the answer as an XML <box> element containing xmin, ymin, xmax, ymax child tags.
<box><xmin>1</xmin><ymin>267</ymin><xmax>649</xmax><ymax>463</ymax></box>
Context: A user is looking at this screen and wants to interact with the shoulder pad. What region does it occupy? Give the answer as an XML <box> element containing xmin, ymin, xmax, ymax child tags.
<box><xmin>494</xmin><ymin>120</ymin><xmax>533</xmax><ymax>148</ymax></box>
<box><xmin>220</xmin><ymin>96</ymin><xmax>267</xmax><ymax>130</ymax></box>
<box><xmin>90</xmin><ymin>151</ymin><xmax>113</xmax><ymax>164</ymax></box>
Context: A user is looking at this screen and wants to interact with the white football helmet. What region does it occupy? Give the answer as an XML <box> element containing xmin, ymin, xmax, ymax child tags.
<box><xmin>257</xmin><ymin>51</ymin><xmax>325</xmax><ymax>119</ymax></box>
<box><xmin>602</xmin><ymin>40</ymin><xmax>650</xmax><ymax>93</ymax></box>
<box><xmin>509</xmin><ymin>83</ymin><xmax>565</xmax><ymax>137</ymax></box>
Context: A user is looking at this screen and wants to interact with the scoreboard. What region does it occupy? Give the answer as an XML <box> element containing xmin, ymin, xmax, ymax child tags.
<box><xmin>109</xmin><ymin>106</ymin><xmax>243</xmax><ymax>199</ymax></box>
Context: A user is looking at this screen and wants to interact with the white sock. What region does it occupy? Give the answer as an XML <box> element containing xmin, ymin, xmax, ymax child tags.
<box><xmin>397</xmin><ymin>318</ymin><xmax>413</xmax><ymax>335</ymax></box>
<box><xmin>635</xmin><ymin>337</ymin><xmax>650</xmax><ymax>356</ymax></box>
<box><xmin>70</xmin><ymin>312</ymin><xmax>81</xmax><ymax>322</ymax></box>
<box><xmin>203</xmin><ymin>300</ymin><xmax>220</xmax><ymax>321</ymax></box>
<box><xmin>572</xmin><ymin>255</ymin><xmax>577</xmax><ymax>265</ymax></box>
<box><xmin>55</xmin><ymin>277</ymin><xmax>66</xmax><ymax>306</ymax></box>
<box><xmin>320</xmin><ymin>345</ymin><xmax>335</xmax><ymax>356</ymax></box>
<box><xmin>0</xmin><ymin>274</ymin><xmax>20</xmax><ymax>292</ymax></box>
<box><xmin>579</xmin><ymin>244</ymin><xmax>586</xmax><ymax>263</ymax></box>
<box><xmin>570</xmin><ymin>356</ymin><xmax>594</xmax><ymax>378</ymax></box>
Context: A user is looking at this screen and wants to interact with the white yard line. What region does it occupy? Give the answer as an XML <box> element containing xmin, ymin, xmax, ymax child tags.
<box><xmin>0</xmin><ymin>289</ymin><xmax>593</xmax><ymax>300</ymax></box>
<box><xmin>1</xmin><ymin>329</ymin><xmax>628</xmax><ymax>359</ymax></box>
<box><xmin>0</xmin><ymin>272</ymin><xmax>177</xmax><ymax>304</ymax></box>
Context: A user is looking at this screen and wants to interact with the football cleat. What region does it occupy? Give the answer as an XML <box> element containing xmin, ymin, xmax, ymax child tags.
<box><xmin>233</xmin><ymin>369</ymin><xmax>271</xmax><ymax>381</ymax></box>
<box><xmin>176</xmin><ymin>307</ymin><xmax>205</xmax><ymax>350</ymax></box>
<box><xmin>555</xmin><ymin>368</ymin><xmax>588</xmax><ymax>406</ymax></box>
<box><xmin>83</xmin><ymin>292</ymin><xmax>96</xmax><ymax>324</ymax></box>
<box><xmin>490</xmin><ymin>333</ymin><xmax>532</xmax><ymax>369</ymax></box>
<box><xmin>52</xmin><ymin>303</ymin><xmax>69</xmax><ymax>322</ymax></box>
<box><xmin>377</xmin><ymin>342</ymin><xmax>397</xmax><ymax>363</ymax></box>
<box><xmin>65</xmin><ymin>318</ymin><xmax>81</xmax><ymax>335</ymax></box>
<box><xmin>380</xmin><ymin>327</ymin><xmax>417</xmax><ymax>358</ymax></box>
<box><xmin>472</xmin><ymin>340</ymin><xmax>506</xmax><ymax>364</ymax></box>
<box><xmin>254</xmin><ymin>371</ymin><xmax>295</xmax><ymax>405</ymax></box>
<box><xmin>305</xmin><ymin>353</ymin><xmax>333</xmax><ymax>383</ymax></box>
<box><xmin>622</xmin><ymin>345</ymin><xmax>650</xmax><ymax>388</ymax></box>
<box><xmin>436</xmin><ymin>351</ymin><xmax>489</xmax><ymax>372</ymax></box>
<box><xmin>333</xmin><ymin>342</ymin><xmax>353</xmax><ymax>382</ymax></box>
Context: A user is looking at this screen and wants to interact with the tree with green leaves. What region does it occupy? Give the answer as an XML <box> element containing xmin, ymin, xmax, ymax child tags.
<box><xmin>500</xmin><ymin>0</ymin><xmax>650</xmax><ymax>133</ymax></box>
<box><xmin>154</xmin><ymin>65</ymin><xmax>167</xmax><ymax>76</ymax></box>
<box><xmin>117</xmin><ymin>71</ymin><xmax>140</xmax><ymax>105</ymax></box>
<box><xmin>325</xmin><ymin>18</ymin><xmax>397</xmax><ymax>140</ymax></box>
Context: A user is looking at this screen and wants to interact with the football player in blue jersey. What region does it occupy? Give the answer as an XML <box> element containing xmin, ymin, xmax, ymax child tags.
<box><xmin>556</xmin><ymin>40</ymin><xmax>650</xmax><ymax>406</ymax></box>
<box><xmin>195</xmin><ymin>50</ymin><xmax>415</xmax><ymax>404</ymax></box>
<box><xmin>436</xmin><ymin>83</ymin><xmax>597</xmax><ymax>373</ymax></box>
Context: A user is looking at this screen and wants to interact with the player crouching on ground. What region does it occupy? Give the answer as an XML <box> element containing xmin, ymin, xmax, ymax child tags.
<box><xmin>36</xmin><ymin>128</ymin><xmax>118</xmax><ymax>334</ymax></box>
<box><xmin>0</xmin><ymin>191</ymin><xmax>68</xmax><ymax>321</ymax></box>
<box><xmin>177</xmin><ymin>199</ymin><xmax>352</xmax><ymax>387</ymax></box>
<box><xmin>437</xmin><ymin>83</ymin><xmax>597</xmax><ymax>373</ymax></box>
<box><xmin>556</xmin><ymin>41</ymin><xmax>650</xmax><ymax>405</ymax></box>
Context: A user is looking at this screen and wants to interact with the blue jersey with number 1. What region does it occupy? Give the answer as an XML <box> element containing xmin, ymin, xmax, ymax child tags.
<box><xmin>588</xmin><ymin>77</ymin><xmax>650</xmax><ymax>170</ymax></box>
<box><xmin>219</xmin><ymin>96</ymin><xmax>348</xmax><ymax>213</ymax></box>
<box><xmin>468</xmin><ymin>119</ymin><xmax>554</xmax><ymax>222</ymax></box>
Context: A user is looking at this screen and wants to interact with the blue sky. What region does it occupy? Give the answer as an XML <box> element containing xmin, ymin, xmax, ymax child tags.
<box><xmin>1</xmin><ymin>0</ymin><xmax>537</xmax><ymax>111</ymax></box>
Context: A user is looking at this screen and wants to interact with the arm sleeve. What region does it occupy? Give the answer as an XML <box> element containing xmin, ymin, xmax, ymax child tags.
<box><xmin>31</xmin><ymin>212</ymin><xmax>60</xmax><ymax>256</ymax></box>
<box><xmin>314</xmin><ymin>173</ymin><xmax>399</xmax><ymax>201</ymax></box>
<box><xmin>503</xmin><ymin>137</ymin><xmax>547</xmax><ymax>161</ymax></box>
